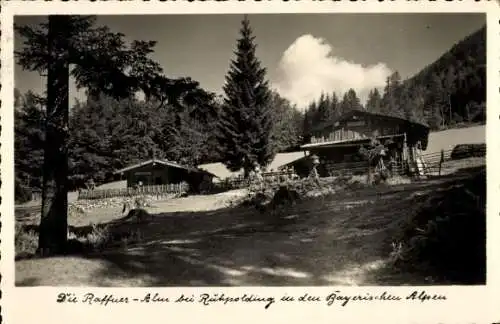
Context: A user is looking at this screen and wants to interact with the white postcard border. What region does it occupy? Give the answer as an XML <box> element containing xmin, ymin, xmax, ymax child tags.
<box><xmin>1</xmin><ymin>2</ymin><xmax>499</xmax><ymax>324</ymax></box>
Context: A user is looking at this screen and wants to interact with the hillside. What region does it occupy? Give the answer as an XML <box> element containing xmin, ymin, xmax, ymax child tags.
<box><xmin>410</xmin><ymin>26</ymin><xmax>485</xmax><ymax>94</ymax></box>
<box><xmin>303</xmin><ymin>25</ymin><xmax>486</xmax><ymax>134</ymax></box>
<box><xmin>403</xmin><ymin>25</ymin><xmax>486</xmax><ymax>128</ymax></box>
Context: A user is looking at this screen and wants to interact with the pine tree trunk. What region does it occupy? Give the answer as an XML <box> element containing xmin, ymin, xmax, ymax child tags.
<box><xmin>367</xmin><ymin>159</ymin><xmax>372</xmax><ymax>185</ymax></box>
<box><xmin>38</xmin><ymin>16</ymin><xmax>70</xmax><ymax>256</ymax></box>
<box><xmin>243</xmin><ymin>166</ymin><xmax>251</xmax><ymax>180</ymax></box>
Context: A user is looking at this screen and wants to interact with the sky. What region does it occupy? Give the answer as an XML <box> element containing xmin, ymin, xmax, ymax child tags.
<box><xmin>14</xmin><ymin>13</ymin><xmax>485</xmax><ymax>111</ymax></box>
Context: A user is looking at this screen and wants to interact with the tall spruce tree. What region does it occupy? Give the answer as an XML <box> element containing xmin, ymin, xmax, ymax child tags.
<box><xmin>217</xmin><ymin>16</ymin><xmax>274</xmax><ymax>176</ymax></box>
<box><xmin>365</xmin><ymin>88</ymin><xmax>383</xmax><ymax>113</ymax></box>
<box><xmin>329</xmin><ymin>92</ymin><xmax>340</xmax><ymax>119</ymax></box>
<box><xmin>316</xmin><ymin>93</ymin><xmax>332</xmax><ymax>124</ymax></box>
<box><xmin>381</xmin><ymin>71</ymin><xmax>401</xmax><ymax>115</ymax></box>
<box><xmin>340</xmin><ymin>88</ymin><xmax>363</xmax><ymax>114</ymax></box>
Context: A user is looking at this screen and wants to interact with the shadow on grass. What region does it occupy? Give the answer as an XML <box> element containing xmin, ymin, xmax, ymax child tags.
<box><xmin>16</xmin><ymin>277</ymin><xmax>40</xmax><ymax>286</ymax></box>
<box><xmin>16</xmin><ymin>165</ymin><xmax>486</xmax><ymax>286</ymax></box>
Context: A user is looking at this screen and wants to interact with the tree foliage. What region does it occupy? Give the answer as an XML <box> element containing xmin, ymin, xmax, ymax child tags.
<box><xmin>14</xmin><ymin>90</ymin><xmax>222</xmax><ymax>197</ymax></box>
<box><xmin>302</xmin><ymin>89</ymin><xmax>362</xmax><ymax>138</ymax></box>
<box><xmin>340</xmin><ymin>88</ymin><xmax>363</xmax><ymax>114</ymax></box>
<box><xmin>379</xmin><ymin>26</ymin><xmax>486</xmax><ymax>129</ymax></box>
<box><xmin>14</xmin><ymin>91</ymin><xmax>46</xmax><ymax>202</ymax></box>
<box><xmin>269</xmin><ymin>91</ymin><xmax>304</xmax><ymax>152</ymax></box>
<box><xmin>15</xmin><ymin>15</ymin><xmax>220</xmax><ymax>254</ymax></box>
<box><xmin>217</xmin><ymin>16</ymin><xmax>275</xmax><ymax>175</ymax></box>
<box><xmin>365</xmin><ymin>88</ymin><xmax>382</xmax><ymax>113</ymax></box>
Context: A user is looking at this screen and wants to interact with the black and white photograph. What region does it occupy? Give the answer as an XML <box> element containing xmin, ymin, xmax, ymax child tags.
<box><xmin>10</xmin><ymin>11</ymin><xmax>488</xmax><ymax>289</ymax></box>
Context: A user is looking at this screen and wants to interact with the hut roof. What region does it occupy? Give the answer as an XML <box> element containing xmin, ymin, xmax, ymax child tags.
<box><xmin>114</xmin><ymin>159</ymin><xmax>216</xmax><ymax>177</ymax></box>
<box><xmin>265</xmin><ymin>152</ymin><xmax>307</xmax><ymax>171</ymax></box>
<box><xmin>197</xmin><ymin>152</ymin><xmax>309</xmax><ymax>181</ymax></box>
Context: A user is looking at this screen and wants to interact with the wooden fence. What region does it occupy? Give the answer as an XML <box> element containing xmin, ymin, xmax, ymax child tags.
<box><xmin>78</xmin><ymin>183</ymin><xmax>189</xmax><ymax>200</ymax></box>
<box><xmin>418</xmin><ymin>150</ymin><xmax>448</xmax><ymax>176</ymax></box>
<box><xmin>31</xmin><ymin>190</ymin><xmax>42</xmax><ymax>201</ymax></box>
<box><xmin>419</xmin><ymin>147</ymin><xmax>485</xmax><ymax>176</ymax></box>
<box><xmin>213</xmin><ymin>169</ymin><xmax>299</xmax><ymax>191</ymax></box>
<box><xmin>76</xmin><ymin>147</ymin><xmax>483</xmax><ymax>199</ymax></box>
<box><xmin>322</xmin><ymin>147</ymin><xmax>485</xmax><ymax>179</ymax></box>
<box><xmin>322</xmin><ymin>159</ymin><xmax>409</xmax><ymax>177</ymax></box>
<box><xmin>214</xmin><ymin>147</ymin><xmax>486</xmax><ymax>191</ymax></box>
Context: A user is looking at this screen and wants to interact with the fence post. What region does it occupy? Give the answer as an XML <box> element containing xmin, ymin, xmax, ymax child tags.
<box><xmin>438</xmin><ymin>149</ymin><xmax>444</xmax><ymax>176</ymax></box>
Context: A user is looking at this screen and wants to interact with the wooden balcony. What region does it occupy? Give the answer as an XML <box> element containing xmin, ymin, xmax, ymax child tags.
<box><xmin>310</xmin><ymin>128</ymin><xmax>369</xmax><ymax>145</ymax></box>
<box><xmin>302</xmin><ymin>128</ymin><xmax>405</xmax><ymax>150</ymax></box>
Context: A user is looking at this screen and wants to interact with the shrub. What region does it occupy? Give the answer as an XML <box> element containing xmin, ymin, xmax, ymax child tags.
<box><xmin>15</xmin><ymin>223</ymin><xmax>39</xmax><ymax>258</ymax></box>
<box><xmin>86</xmin><ymin>223</ymin><xmax>111</xmax><ymax>251</ymax></box>
<box><xmin>15</xmin><ymin>182</ymin><xmax>33</xmax><ymax>204</ymax></box>
<box><xmin>270</xmin><ymin>185</ymin><xmax>301</xmax><ymax>207</ymax></box>
<box><xmin>134</xmin><ymin>196</ymin><xmax>147</xmax><ymax>208</ymax></box>
<box><xmin>68</xmin><ymin>204</ymin><xmax>86</xmax><ymax>219</ymax></box>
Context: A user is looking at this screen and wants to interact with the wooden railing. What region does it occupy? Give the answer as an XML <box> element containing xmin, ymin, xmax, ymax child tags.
<box><xmin>311</xmin><ymin>129</ymin><xmax>368</xmax><ymax>144</ymax></box>
<box><xmin>320</xmin><ymin>143</ymin><xmax>486</xmax><ymax>178</ymax></box>
<box><xmin>213</xmin><ymin>169</ymin><xmax>299</xmax><ymax>191</ymax></box>
<box><xmin>322</xmin><ymin>159</ymin><xmax>409</xmax><ymax>176</ymax></box>
<box><xmin>78</xmin><ymin>183</ymin><xmax>189</xmax><ymax>200</ymax></box>
<box><xmin>419</xmin><ymin>146</ymin><xmax>485</xmax><ymax>176</ymax></box>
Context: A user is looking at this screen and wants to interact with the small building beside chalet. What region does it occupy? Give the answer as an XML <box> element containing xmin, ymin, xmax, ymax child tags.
<box><xmin>114</xmin><ymin>159</ymin><xmax>216</xmax><ymax>193</ymax></box>
<box><xmin>300</xmin><ymin>110</ymin><xmax>430</xmax><ymax>177</ymax></box>
<box><xmin>197</xmin><ymin>152</ymin><xmax>309</xmax><ymax>182</ymax></box>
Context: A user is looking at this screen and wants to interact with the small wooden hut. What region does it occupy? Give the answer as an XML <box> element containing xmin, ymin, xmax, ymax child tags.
<box><xmin>114</xmin><ymin>159</ymin><xmax>216</xmax><ymax>193</ymax></box>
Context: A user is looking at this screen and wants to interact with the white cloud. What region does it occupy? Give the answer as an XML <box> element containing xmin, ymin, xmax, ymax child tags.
<box><xmin>272</xmin><ymin>34</ymin><xmax>392</xmax><ymax>110</ymax></box>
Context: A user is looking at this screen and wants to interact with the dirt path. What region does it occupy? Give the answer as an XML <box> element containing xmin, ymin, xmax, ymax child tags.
<box><xmin>149</xmin><ymin>189</ymin><xmax>249</xmax><ymax>212</ymax></box>
<box><xmin>16</xmin><ymin>189</ymin><xmax>250</xmax><ymax>227</ymax></box>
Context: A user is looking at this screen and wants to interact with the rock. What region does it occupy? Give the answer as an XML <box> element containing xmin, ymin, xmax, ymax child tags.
<box><xmin>253</xmin><ymin>192</ymin><xmax>272</xmax><ymax>213</ymax></box>
<box><xmin>270</xmin><ymin>186</ymin><xmax>301</xmax><ymax>208</ymax></box>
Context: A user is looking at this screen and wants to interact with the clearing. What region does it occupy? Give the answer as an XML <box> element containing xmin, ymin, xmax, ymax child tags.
<box><xmin>15</xmin><ymin>163</ymin><xmax>484</xmax><ymax>287</ymax></box>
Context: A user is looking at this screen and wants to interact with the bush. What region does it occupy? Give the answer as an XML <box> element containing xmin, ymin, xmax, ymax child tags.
<box><xmin>85</xmin><ymin>223</ymin><xmax>111</xmax><ymax>250</ymax></box>
<box><xmin>15</xmin><ymin>182</ymin><xmax>32</xmax><ymax>204</ymax></box>
<box><xmin>68</xmin><ymin>204</ymin><xmax>85</xmax><ymax>219</ymax></box>
<box><xmin>15</xmin><ymin>221</ymin><xmax>146</xmax><ymax>258</ymax></box>
<box><xmin>270</xmin><ymin>185</ymin><xmax>301</xmax><ymax>207</ymax></box>
<box><xmin>392</xmin><ymin>170</ymin><xmax>486</xmax><ymax>284</ymax></box>
<box><xmin>68</xmin><ymin>222</ymin><xmax>143</xmax><ymax>252</ymax></box>
<box><xmin>450</xmin><ymin>143</ymin><xmax>486</xmax><ymax>160</ymax></box>
<box><xmin>15</xmin><ymin>224</ymin><xmax>39</xmax><ymax>258</ymax></box>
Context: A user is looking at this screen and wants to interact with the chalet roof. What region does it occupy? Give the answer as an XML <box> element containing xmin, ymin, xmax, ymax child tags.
<box><xmin>114</xmin><ymin>159</ymin><xmax>216</xmax><ymax>177</ymax></box>
<box><xmin>310</xmin><ymin>109</ymin><xmax>430</xmax><ymax>150</ymax></box>
<box><xmin>312</xmin><ymin>109</ymin><xmax>429</xmax><ymax>133</ymax></box>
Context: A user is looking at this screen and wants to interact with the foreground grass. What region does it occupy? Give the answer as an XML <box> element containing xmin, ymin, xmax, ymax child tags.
<box><xmin>15</xmin><ymin>166</ymin><xmax>485</xmax><ymax>286</ymax></box>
